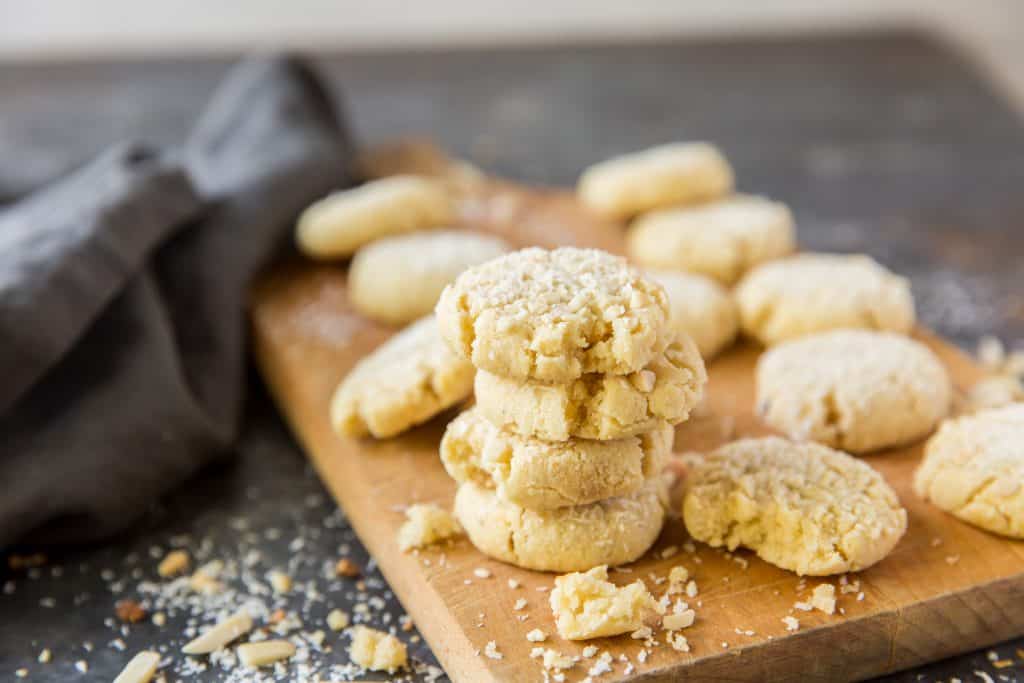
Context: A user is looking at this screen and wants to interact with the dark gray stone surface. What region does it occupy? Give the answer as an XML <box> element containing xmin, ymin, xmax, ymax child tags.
<box><xmin>1</xmin><ymin>30</ymin><xmax>1023</xmax><ymax>681</ymax></box>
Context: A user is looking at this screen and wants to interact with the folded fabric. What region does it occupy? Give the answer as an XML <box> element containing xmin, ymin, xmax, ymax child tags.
<box><xmin>0</xmin><ymin>56</ymin><xmax>354</xmax><ymax>546</ymax></box>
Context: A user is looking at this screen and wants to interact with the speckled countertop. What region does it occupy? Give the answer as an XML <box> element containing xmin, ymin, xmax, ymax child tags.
<box><xmin>1</xmin><ymin>30</ymin><xmax>1023</xmax><ymax>682</ymax></box>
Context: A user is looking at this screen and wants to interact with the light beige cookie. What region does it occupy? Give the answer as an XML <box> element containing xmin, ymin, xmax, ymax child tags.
<box><xmin>330</xmin><ymin>316</ymin><xmax>474</xmax><ymax>438</ymax></box>
<box><xmin>756</xmin><ymin>330</ymin><xmax>951</xmax><ymax>453</ymax></box>
<box><xmin>735</xmin><ymin>253</ymin><xmax>915</xmax><ymax>345</ymax></box>
<box><xmin>647</xmin><ymin>269</ymin><xmax>739</xmax><ymax>360</ymax></box>
<box><xmin>348</xmin><ymin>230</ymin><xmax>509</xmax><ymax>325</ymax></box>
<box><xmin>683</xmin><ymin>437</ymin><xmax>907</xmax><ymax>575</ymax></box>
<box><xmin>474</xmin><ymin>336</ymin><xmax>705</xmax><ymax>441</ymax></box>
<box><xmin>914</xmin><ymin>403</ymin><xmax>1024</xmax><ymax>538</ymax></box>
<box><xmin>441</xmin><ymin>407</ymin><xmax>672</xmax><ymax>509</ymax></box>
<box><xmin>577</xmin><ymin>142</ymin><xmax>734</xmax><ymax>220</ymax></box>
<box><xmin>627</xmin><ymin>194</ymin><xmax>795</xmax><ymax>285</ymax></box>
<box><xmin>454</xmin><ymin>479</ymin><xmax>666</xmax><ymax>572</ymax></box>
<box><xmin>436</xmin><ymin>247</ymin><xmax>671</xmax><ymax>383</ymax></box>
<box><xmin>296</xmin><ymin>175</ymin><xmax>453</xmax><ymax>259</ymax></box>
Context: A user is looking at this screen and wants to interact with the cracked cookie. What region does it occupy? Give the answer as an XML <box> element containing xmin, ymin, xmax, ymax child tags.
<box><xmin>441</xmin><ymin>407</ymin><xmax>672</xmax><ymax>509</ymax></box>
<box><xmin>474</xmin><ymin>335</ymin><xmax>705</xmax><ymax>441</ymax></box>
<box><xmin>436</xmin><ymin>247</ymin><xmax>671</xmax><ymax>383</ymax></box>
<box><xmin>628</xmin><ymin>194</ymin><xmax>795</xmax><ymax>285</ymax></box>
<box><xmin>454</xmin><ymin>478</ymin><xmax>667</xmax><ymax>572</ymax></box>
<box><xmin>577</xmin><ymin>142</ymin><xmax>734</xmax><ymax>220</ymax></box>
<box><xmin>683</xmin><ymin>437</ymin><xmax>907</xmax><ymax>575</ymax></box>
<box><xmin>647</xmin><ymin>269</ymin><xmax>739</xmax><ymax>360</ymax></box>
<box><xmin>349</xmin><ymin>230</ymin><xmax>509</xmax><ymax>325</ymax></box>
<box><xmin>756</xmin><ymin>330</ymin><xmax>951</xmax><ymax>453</ymax></box>
<box><xmin>914</xmin><ymin>403</ymin><xmax>1024</xmax><ymax>538</ymax></box>
<box><xmin>735</xmin><ymin>253</ymin><xmax>915</xmax><ymax>346</ymax></box>
<box><xmin>330</xmin><ymin>316</ymin><xmax>474</xmax><ymax>438</ymax></box>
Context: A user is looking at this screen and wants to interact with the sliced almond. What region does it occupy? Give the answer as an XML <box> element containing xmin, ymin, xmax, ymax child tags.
<box><xmin>237</xmin><ymin>640</ymin><xmax>296</xmax><ymax>667</ymax></box>
<box><xmin>182</xmin><ymin>609</ymin><xmax>253</xmax><ymax>655</ymax></box>
<box><xmin>113</xmin><ymin>651</ymin><xmax>160</xmax><ymax>683</ymax></box>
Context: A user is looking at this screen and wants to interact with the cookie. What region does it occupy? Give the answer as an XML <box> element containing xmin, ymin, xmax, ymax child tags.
<box><xmin>683</xmin><ymin>437</ymin><xmax>907</xmax><ymax>575</ymax></box>
<box><xmin>436</xmin><ymin>247</ymin><xmax>671</xmax><ymax>383</ymax></box>
<box><xmin>474</xmin><ymin>336</ymin><xmax>705</xmax><ymax>441</ymax></box>
<box><xmin>348</xmin><ymin>230</ymin><xmax>509</xmax><ymax>325</ymax></box>
<box><xmin>914</xmin><ymin>404</ymin><xmax>1024</xmax><ymax>538</ymax></box>
<box><xmin>647</xmin><ymin>269</ymin><xmax>739</xmax><ymax>360</ymax></box>
<box><xmin>627</xmin><ymin>194</ymin><xmax>795</xmax><ymax>284</ymax></box>
<box><xmin>296</xmin><ymin>176</ymin><xmax>453</xmax><ymax>259</ymax></box>
<box><xmin>735</xmin><ymin>253</ymin><xmax>915</xmax><ymax>345</ymax></box>
<box><xmin>577</xmin><ymin>142</ymin><xmax>734</xmax><ymax>220</ymax></box>
<box><xmin>756</xmin><ymin>330</ymin><xmax>951</xmax><ymax>453</ymax></box>
<box><xmin>330</xmin><ymin>316</ymin><xmax>474</xmax><ymax>438</ymax></box>
<box><xmin>454</xmin><ymin>479</ymin><xmax>666</xmax><ymax>572</ymax></box>
<box><xmin>441</xmin><ymin>407</ymin><xmax>672</xmax><ymax>509</ymax></box>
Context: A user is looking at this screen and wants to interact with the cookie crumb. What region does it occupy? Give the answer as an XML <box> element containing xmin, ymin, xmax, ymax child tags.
<box><xmin>526</xmin><ymin>629</ymin><xmax>547</xmax><ymax>642</ymax></box>
<box><xmin>811</xmin><ymin>584</ymin><xmax>836</xmax><ymax>614</ymax></box>
<box><xmin>484</xmin><ymin>640</ymin><xmax>503</xmax><ymax>660</ymax></box>
<box><xmin>782</xmin><ymin>616</ymin><xmax>800</xmax><ymax>631</ymax></box>
<box><xmin>326</xmin><ymin>609</ymin><xmax>349</xmax><ymax>631</ymax></box>
<box><xmin>157</xmin><ymin>550</ymin><xmax>190</xmax><ymax>578</ymax></box>
<box><xmin>397</xmin><ymin>503</ymin><xmax>462</xmax><ymax>552</ymax></box>
<box><xmin>334</xmin><ymin>558</ymin><xmax>361</xmax><ymax>578</ymax></box>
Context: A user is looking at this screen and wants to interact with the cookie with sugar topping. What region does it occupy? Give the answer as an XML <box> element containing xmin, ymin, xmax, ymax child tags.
<box><xmin>330</xmin><ymin>316</ymin><xmax>474</xmax><ymax>438</ymax></box>
<box><xmin>735</xmin><ymin>252</ymin><xmax>915</xmax><ymax>346</ymax></box>
<box><xmin>683</xmin><ymin>437</ymin><xmax>907</xmax><ymax>575</ymax></box>
<box><xmin>436</xmin><ymin>247</ymin><xmax>671</xmax><ymax>383</ymax></box>
<box><xmin>914</xmin><ymin>403</ymin><xmax>1024</xmax><ymax>538</ymax></box>
<box><xmin>756</xmin><ymin>330</ymin><xmax>951</xmax><ymax>453</ymax></box>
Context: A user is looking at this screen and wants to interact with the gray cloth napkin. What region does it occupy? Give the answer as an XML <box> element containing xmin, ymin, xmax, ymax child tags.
<box><xmin>0</xmin><ymin>56</ymin><xmax>353</xmax><ymax>546</ymax></box>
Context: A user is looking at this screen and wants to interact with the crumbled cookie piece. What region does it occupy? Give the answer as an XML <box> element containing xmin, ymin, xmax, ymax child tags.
<box><xmin>157</xmin><ymin>550</ymin><xmax>189</xmax><ymax>578</ymax></box>
<box><xmin>397</xmin><ymin>503</ymin><xmax>462</xmax><ymax>551</ymax></box>
<box><xmin>811</xmin><ymin>584</ymin><xmax>836</xmax><ymax>614</ymax></box>
<box><xmin>348</xmin><ymin>625</ymin><xmax>408</xmax><ymax>673</ymax></box>
<box><xmin>549</xmin><ymin>565</ymin><xmax>658</xmax><ymax>640</ymax></box>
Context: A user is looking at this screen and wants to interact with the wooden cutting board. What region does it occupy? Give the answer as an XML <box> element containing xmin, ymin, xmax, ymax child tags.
<box><xmin>250</xmin><ymin>143</ymin><xmax>1024</xmax><ymax>682</ymax></box>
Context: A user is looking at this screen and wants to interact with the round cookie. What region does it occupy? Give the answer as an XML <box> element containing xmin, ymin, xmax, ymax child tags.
<box><xmin>330</xmin><ymin>316</ymin><xmax>474</xmax><ymax>438</ymax></box>
<box><xmin>436</xmin><ymin>247</ymin><xmax>671</xmax><ymax>383</ymax></box>
<box><xmin>735</xmin><ymin>253</ymin><xmax>915</xmax><ymax>345</ymax></box>
<box><xmin>296</xmin><ymin>175</ymin><xmax>453</xmax><ymax>259</ymax></box>
<box><xmin>349</xmin><ymin>230</ymin><xmax>509</xmax><ymax>325</ymax></box>
<box><xmin>683</xmin><ymin>437</ymin><xmax>907</xmax><ymax>575</ymax></box>
<box><xmin>647</xmin><ymin>269</ymin><xmax>739</xmax><ymax>360</ymax></box>
<box><xmin>577</xmin><ymin>142</ymin><xmax>734</xmax><ymax>220</ymax></box>
<box><xmin>475</xmin><ymin>336</ymin><xmax>705</xmax><ymax>441</ymax></box>
<box><xmin>454</xmin><ymin>479</ymin><xmax>667</xmax><ymax>572</ymax></box>
<box><xmin>756</xmin><ymin>330</ymin><xmax>951</xmax><ymax>453</ymax></box>
<box><xmin>627</xmin><ymin>195</ymin><xmax>795</xmax><ymax>285</ymax></box>
<box><xmin>914</xmin><ymin>403</ymin><xmax>1024</xmax><ymax>538</ymax></box>
<box><xmin>441</xmin><ymin>407</ymin><xmax>673</xmax><ymax>509</ymax></box>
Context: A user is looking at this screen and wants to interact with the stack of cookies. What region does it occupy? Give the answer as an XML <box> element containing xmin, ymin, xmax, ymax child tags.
<box><xmin>435</xmin><ymin>247</ymin><xmax>707</xmax><ymax>572</ymax></box>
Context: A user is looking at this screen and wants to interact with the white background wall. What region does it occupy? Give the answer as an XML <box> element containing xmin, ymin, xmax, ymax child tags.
<box><xmin>2</xmin><ymin>0</ymin><xmax>1022</xmax><ymax>107</ymax></box>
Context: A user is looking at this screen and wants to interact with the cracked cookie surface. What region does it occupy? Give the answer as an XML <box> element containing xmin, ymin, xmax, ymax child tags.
<box><xmin>349</xmin><ymin>230</ymin><xmax>509</xmax><ymax>325</ymax></box>
<box><xmin>756</xmin><ymin>330</ymin><xmax>951</xmax><ymax>453</ymax></box>
<box><xmin>683</xmin><ymin>437</ymin><xmax>907</xmax><ymax>575</ymax></box>
<box><xmin>914</xmin><ymin>403</ymin><xmax>1024</xmax><ymax>538</ymax></box>
<box><xmin>441</xmin><ymin>407</ymin><xmax>672</xmax><ymax>509</ymax></box>
<box><xmin>474</xmin><ymin>335</ymin><xmax>705</xmax><ymax>441</ymax></box>
<box><xmin>436</xmin><ymin>247</ymin><xmax>671</xmax><ymax>383</ymax></box>
<box><xmin>330</xmin><ymin>316</ymin><xmax>474</xmax><ymax>438</ymax></box>
<box><xmin>454</xmin><ymin>479</ymin><xmax>666</xmax><ymax>572</ymax></box>
<box><xmin>627</xmin><ymin>194</ymin><xmax>795</xmax><ymax>284</ymax></box>
<box><xmin>647</xmin><ymin>269</ymin><xmax>739</xmax><ymax>360</ymax></box>
<box><xmin>735</xmin><ymin>253</ymin><xmax>915</xmax><ymax>345</ymax></box>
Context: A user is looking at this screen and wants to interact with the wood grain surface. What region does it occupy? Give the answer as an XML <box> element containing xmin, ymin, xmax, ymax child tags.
<box><xmin>250</xmin><ymin>145</ymin><xmax>1024</xmax><ymax>681</ymax></box>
